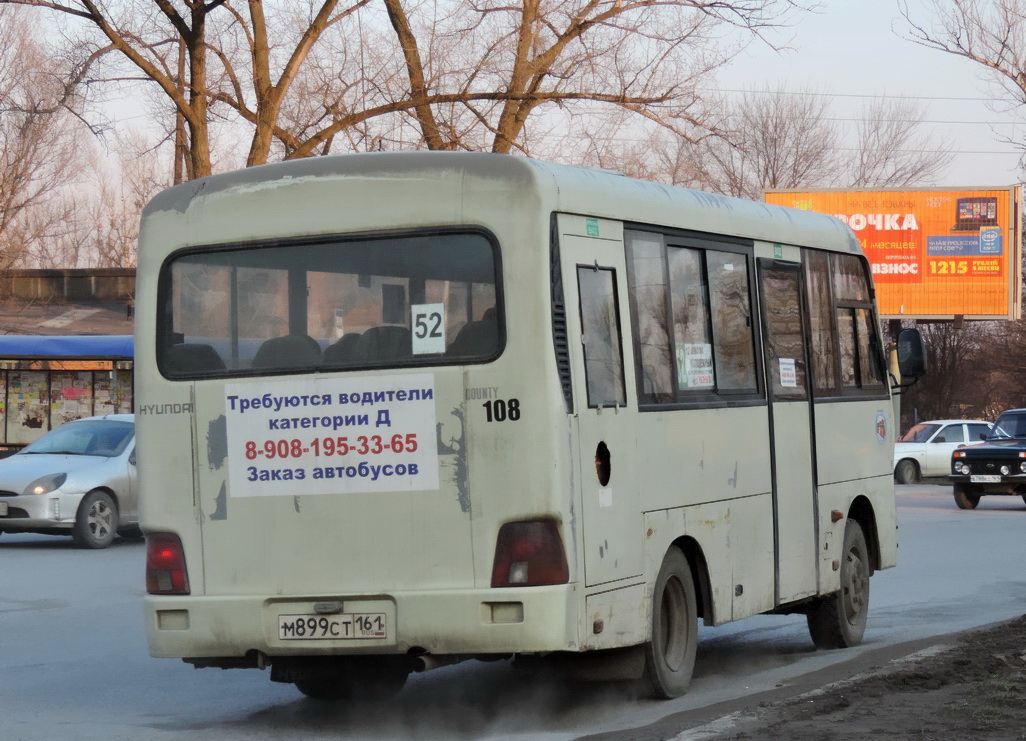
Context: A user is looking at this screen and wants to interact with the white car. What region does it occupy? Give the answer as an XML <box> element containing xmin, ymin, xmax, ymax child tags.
<box><xmin>0</xmin><ymin>414</ymin><xmax>136</xmax><ymax>548</ymax></box>
<box><xmin>894</xmin><ymin>419</ymin><xmax>992</xmax><ymax>484</ymax></box>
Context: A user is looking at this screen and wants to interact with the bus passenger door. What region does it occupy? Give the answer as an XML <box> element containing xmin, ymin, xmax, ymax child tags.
<box><xmin>758</xmin><ymin>260</ymin><xmax>819</xmax><ymax>603</ymax></box>
<box><xmin>559</xmin><ymin>221</ymin><xmax>643</xmax><ymax>588</ymax></box>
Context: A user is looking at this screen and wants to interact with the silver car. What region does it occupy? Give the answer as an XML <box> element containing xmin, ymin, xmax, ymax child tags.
<box><xmin>0</xmin><ymin>414</ymin><xmax>136</xmax><ymax>548</ymax></box>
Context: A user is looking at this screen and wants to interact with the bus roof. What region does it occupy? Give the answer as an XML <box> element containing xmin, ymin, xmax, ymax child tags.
<box><xmin>143</xmin><ymin>152</ymin><xmax>860</xmax><ymax>254</ymax></box>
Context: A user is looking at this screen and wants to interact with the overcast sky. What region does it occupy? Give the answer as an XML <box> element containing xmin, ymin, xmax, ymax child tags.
<box><xmin>717</xmin><ymin>0</ymin><xmax>1024</xmax><ymax>187</ymax></box>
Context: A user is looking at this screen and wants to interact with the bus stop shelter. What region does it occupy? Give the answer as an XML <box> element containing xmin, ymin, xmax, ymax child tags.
<box><xmin>0</xmin><ymin>335</ymin><xmax>134</xmax><ymax>452</ymax></box>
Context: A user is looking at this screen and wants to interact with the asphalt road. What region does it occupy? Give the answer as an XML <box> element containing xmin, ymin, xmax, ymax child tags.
<box><xmin>2</xmin><ymin>483</ymin><xmax>1024</xmax><ymax>741</ymax></box>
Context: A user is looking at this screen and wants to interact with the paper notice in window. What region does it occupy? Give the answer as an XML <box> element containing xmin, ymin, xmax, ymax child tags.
<box><xmin>676</xmin><ymin>343</ymin><xmax>714</xmax><ymax>389</ymax></box>
<box><xmin>779</xmin><ymin>358</ymin><xmax>797</xmax><ymax>387</ymax></box>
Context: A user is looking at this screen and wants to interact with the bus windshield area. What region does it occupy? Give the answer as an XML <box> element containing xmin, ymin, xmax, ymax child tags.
<box><xmin>159</xmin><ymin>231</ymin><xmax>500</xmax><ymax>378</ymax></box>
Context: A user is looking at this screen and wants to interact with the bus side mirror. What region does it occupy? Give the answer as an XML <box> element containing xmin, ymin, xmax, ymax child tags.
<box><xmin>893</xmin><ymin>328</ymin><xmax>926</xmax><ymax>388</ymax></box>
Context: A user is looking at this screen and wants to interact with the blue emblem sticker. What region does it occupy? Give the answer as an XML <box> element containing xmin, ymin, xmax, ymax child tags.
<box><xmin>876</xmin><ymin>411</ymin><xmax>887</xmax><ymax>445</ymax></box>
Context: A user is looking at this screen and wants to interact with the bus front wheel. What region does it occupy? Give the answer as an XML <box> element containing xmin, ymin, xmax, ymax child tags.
<box><xmin>643</xmin><ymin>546</ymin><xmax>698</xmax><ymax>699</ymax></box>
<box><xmin>806</xmin><ymin>519</ymin><xmax>869</xmax><ymax>649</ymax></box>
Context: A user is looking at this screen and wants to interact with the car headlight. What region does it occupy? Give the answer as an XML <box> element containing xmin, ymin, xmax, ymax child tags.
<box><xmin>1001</xmin><ymin>465</ymin><xmax>1011</xmax><ymax>476</ymax></box>
<box><xmin>24</xmin><ymin>473</ymin><xmax>67</xmax><ymax>496</ymax></box>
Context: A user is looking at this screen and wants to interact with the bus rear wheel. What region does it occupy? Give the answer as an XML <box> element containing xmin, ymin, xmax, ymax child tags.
<box><xmin>643</xmin><ymin>546</ymin><xmax>697</xmax><ymax>699</ymax></box>
<box><xmin>807</xmin><ymin>519</ymin><xmax>869</xmax><ymax>649</ymax></box>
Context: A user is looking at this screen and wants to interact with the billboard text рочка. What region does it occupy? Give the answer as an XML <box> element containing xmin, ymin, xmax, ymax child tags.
<box><xmin>765</xmin><ymin>187</ymin><xmax>1022</xmax><ymax>320</ymax></box>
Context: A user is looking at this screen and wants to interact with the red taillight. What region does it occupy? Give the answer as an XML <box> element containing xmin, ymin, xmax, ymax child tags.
<box><xmin>491</xmin><ymin>520</ymin><xmax>570</xmax><ymax>587</ymax></box>
<box><xmin>146</xmin><ymin>532</ymin><xmax>190</xmax><ymax>595</ymax></box>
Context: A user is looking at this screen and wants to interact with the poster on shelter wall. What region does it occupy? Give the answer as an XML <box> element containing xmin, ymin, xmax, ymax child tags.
<box><xmin>50</xmin><ymin>372</ymin><xmax>93</xmax><ymax>427</ymax></box>
<box><xmin>117</xmin><ymin>370</ymin><xmax>133</xmax><ymax>411</ymax></box>
<box><xmin>94</xmin><ymin>370</ymin><xmax>133</xmax><ymax>415</ymax></box>
<box><xmin>94</xmin><ymin>372</ymin><xmax>114</xmax><ymax>416</ymax></box>
<box><xmin>7</xmin><ymin>371</ymin><xmax>49</xmax><ymax>444</ymax></box>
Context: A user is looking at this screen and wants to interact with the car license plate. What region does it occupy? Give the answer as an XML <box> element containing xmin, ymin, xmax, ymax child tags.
<box><xmin>0</xmin><ymin>501</ymin><xmax>6</xmax><ymax>516</ymax></box>
<box><xmin>278</xmin><ymin>613</ymin><xmax>386</xmax><ymax>640</ymax></box>
<box><xmin>971</xmin><ymin>475</ymin><xmax>1002</xmax><ymax>483</ymax></box>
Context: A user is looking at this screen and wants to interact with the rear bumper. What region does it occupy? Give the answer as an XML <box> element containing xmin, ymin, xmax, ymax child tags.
<box><xmin>145</xmin><ymin>585</ymin><xmax>581</xmax><ymax>659</ymax></box>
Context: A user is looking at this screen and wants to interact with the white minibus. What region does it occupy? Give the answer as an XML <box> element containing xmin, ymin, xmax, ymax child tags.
<box><xmin>137</xmin><ymin>152</ymin><xmax>923</xmax><ymax>699</ymax></box>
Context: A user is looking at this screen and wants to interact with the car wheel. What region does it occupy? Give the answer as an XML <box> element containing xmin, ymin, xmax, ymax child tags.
<box><xmin>72</xmin><ymin>490</ymin><xmax>119</xmax><ymax>549</ymax></box>
<box><xmin>807</xmin><ymin>519</ymin><xmax>870</xmax><ymax>649</ymax></box>
<box><xmin>643</xmin><ymin>546</ymin><xmax>698</xmax><ymax>699</ymax></box>
<box><xmin>894</xmin><ymin>460</ymin><xmax>919</xmax><ymax>485</ymax></box>
<box><xmin>953</xmin><ymin>484</ymin><xmax>980</xmax><ymax>510</ymax></box>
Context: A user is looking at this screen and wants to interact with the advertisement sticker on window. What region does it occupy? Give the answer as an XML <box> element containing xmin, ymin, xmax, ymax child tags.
<box><xmin>224</xmin><ymin>374</ymin><xmax>439</xmax><ymax>497</ymax></box>
<box><xmin>676</xmin><ymin>343</ymin><xmax>714</xmax><ymax>389</ymax></box>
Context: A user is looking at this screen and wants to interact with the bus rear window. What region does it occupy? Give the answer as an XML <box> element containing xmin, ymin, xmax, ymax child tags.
<box><xmin>159</xmin><ymin>231</ymin><xmax>501</xmax><ymax>378</ymax></box>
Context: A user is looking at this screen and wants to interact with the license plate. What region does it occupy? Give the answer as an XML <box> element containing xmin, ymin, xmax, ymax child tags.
<box><xmin>278</xmin><ymin>613</ymin><xmax>387</xmax><ymax>640</ymax></box>
<box><xmin>971</xmin><ymin>475</ymin><xmax>1002</xmax><ymax>483</ymax></box>
<box><xmin>0</xmin><ymin>501</ymin><xmax>6</xmax><ymax>516</ymax></box>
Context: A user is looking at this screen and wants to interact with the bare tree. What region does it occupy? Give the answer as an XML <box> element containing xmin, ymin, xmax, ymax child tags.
<box><xmin>573</xmin><ymin>116</ymin><xmax>713</xmax><ymax>188</ymax></box>
<box><xmin>900</xmin><ymin>0</ymin><xmax>1026</xmax><ymax>168</ymax></box>
<box><xmin>902</xmin><ymin>3</ymin><xmax>1026</xmax><ymax>105</ymax></box>
<box><xmin>849</xmin><ymin>97</ymin><xmax>954</xmax><ymax>187</ymax></box>
<box><xmin>375</xmin><ymin>0</ymin><xmax>809</xmax><ymax>155</ymax></box>
<box><xmin>667</xmin><ymin>88</ymin><xmax>952</xmax><ymax>199</ymax></box>
<box><xmin>228</xmin><ymin>0</ymin><xmax>814</xmax><ymax>159</ymax></box>
<box><xmin>696</xmin><ymin>86</ymin><xmax>836</xmax><ymax>199</ymax></box>
<box><xmin>0</xmin><ymin>6</ymin><xmax>92</xmax><ymax>271</ymax></box>
<box><xmin>82</xmin><ymin>133</ymin><xmax>169</xmax><ymax>268</ymax></box>
<box><xmin>2</xmin><ymin>0</ymin><xmax>292</xmax><ymax>179</ymax></box>
<box><xmin>0</xmin><ymin>0</ymin><xmax>378</xmax><ymax>177</ymax></box>
<box><xmin>900</xmin><ymin>322</ymin><xmax>988</xmax><ymax>425</ymax></box>
<box><xmin>1</xmin><ymin>0</ymin><xmax>812</xmax><ymax>178</ymax></box>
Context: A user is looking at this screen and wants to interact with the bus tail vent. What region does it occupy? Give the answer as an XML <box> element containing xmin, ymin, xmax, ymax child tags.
<box><xmin>552</xmin><ymin>298</ymin><xmax>573</xmax><ymax>413</ymax></box>
<box><xmin>550</xmin><ymin>215</ymin><xmax>574</xmax><ymax>414</ymax></box>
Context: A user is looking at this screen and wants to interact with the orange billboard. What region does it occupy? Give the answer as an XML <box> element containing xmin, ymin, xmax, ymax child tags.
<box><xmin>765</xmin><ymin>187</ymin><xmax>1022</xmax><ymax>320</ymax></box>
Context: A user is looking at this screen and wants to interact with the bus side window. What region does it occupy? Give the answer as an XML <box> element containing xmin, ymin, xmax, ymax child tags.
<box><xmin>668</xmin><ymin>247</ymin><xmax>714</xmax><ymax>392</ymax></box>
<box><xmin>831</xmin><ymin>253</ymin><xmax>885</xmax><ymax>393</ymax></box>
<box><xmin>625</xmin><ymin>231</ymin><xmax>674</xmax><ymax>403</ymax></box>
<box><xmin>707</xmin><ymin>251</ymin><xmax>757</xmax><ymax>392</ymax></box>
<box><xmin>577</xmin><ymin>266</ymin><xmax>626</xmax><ymax>407</ymax></box>
<box><xmin>804</xmin><ymin>250</ymin><xmax>840</xmax><ymax>394</ymax></box>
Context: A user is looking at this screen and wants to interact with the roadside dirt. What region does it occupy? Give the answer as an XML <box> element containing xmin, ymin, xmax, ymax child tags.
<box><xmin>707</xmin><ymin>614</ymin><xmax>1026</xmax><ymax>740</ymax></box>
